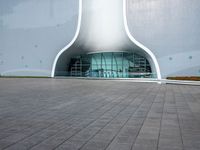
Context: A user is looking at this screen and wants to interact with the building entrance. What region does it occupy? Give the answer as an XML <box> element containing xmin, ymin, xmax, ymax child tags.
<box><xmin>66</xmin><ymin>52</ymin><xmax>154</xmax><ymax>78</ymax></box>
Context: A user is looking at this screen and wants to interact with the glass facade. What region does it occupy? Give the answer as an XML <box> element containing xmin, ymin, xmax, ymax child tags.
<box><xmin>64</xmin><ymin>52</ymin><xmax>154</xmax><ymax>78</ymax></box>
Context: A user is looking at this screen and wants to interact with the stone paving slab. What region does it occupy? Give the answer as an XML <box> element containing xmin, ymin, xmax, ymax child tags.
<box><xmin>0</xmin><ymin>78</ymin><xmax>200</xmax><ymax>150</ymax></box>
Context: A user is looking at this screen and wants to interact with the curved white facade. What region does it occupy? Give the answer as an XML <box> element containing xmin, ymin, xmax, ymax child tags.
<box><xmin>0</xmin><ymin>0</ymin><xmax>200</xmax><ymax>78</ymax></box>
<box><xmin>52</xmin><ymin>0</ymin><xmax>161</xmax><ymax>79</ymax></box>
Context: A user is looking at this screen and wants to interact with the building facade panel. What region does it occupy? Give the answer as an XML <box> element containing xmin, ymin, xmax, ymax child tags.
<box><xmin>127</xmin><ymin>0</ymin><xmax>200</xmax><ymax>77</ymax></box>
<box><xmin>0</xmin><ymin>0</ymin><xmax>79</xmax><ymax>76</ymax></box>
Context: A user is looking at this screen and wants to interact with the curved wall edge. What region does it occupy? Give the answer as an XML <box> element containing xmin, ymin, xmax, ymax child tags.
<box><xmin>51</xmin><ymin>0</ymin><xmax>82</xmax><ymax>77</ymax></box>
<box><xmin>122</xmin><ymin>0</ymin><xmax>162</xmax><ymax>79</ymax></box>
<box><xmin>51</xmin><ymin>0</ymin><xmax>162</xmax><ymax>80</ymax></box>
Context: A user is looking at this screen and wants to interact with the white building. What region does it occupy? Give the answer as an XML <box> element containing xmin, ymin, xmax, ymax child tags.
<box><xmin>1</xmin><ymin>0</ymin><xmax>200</xmax><ymax>79</ymax></box>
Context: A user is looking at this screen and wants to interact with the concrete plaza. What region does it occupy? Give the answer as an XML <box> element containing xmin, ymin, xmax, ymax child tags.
<box><xmin>0</xmin><ymin>78</ymin><xmax>200</xmax><ymax>150</ymax></box>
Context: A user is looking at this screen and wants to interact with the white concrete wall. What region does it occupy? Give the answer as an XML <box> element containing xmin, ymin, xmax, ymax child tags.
<box><xmin>127</xmin><ymin>0</ymin><xmax>200</xmax><ymax>77</ymax></box>
<box><xmin>0</xmin><ymin>0</ymin><xmax>200</xmax><ymax>78</ymax></box>
<box><xmin>0</xmin><ymin>0</ymin><xmax>78</xmax><ymax>76</ymax></box>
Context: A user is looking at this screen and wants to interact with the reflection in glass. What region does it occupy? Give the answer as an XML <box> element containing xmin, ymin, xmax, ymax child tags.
<box><xmin>58</xmin><ymin>52</ymin><xmax>154</xmax><ymax>78</ymax></box>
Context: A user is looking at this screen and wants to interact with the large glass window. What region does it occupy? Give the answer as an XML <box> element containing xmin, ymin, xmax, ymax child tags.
<box><xmin>66</xmin><ymin>52</ymin><xmax>154</xmax><ymax>78</ymax></box>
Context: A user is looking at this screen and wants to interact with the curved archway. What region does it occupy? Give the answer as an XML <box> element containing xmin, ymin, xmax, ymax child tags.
<box><xmin>122</xmin><ymin>0</ymin><xmax>161</xmax><ymax>79</ymax></box>
<box><xmin>51</xmin><ymin>0</ymin><xmax>82</xmax><ymax>77</ymax></box>
<box><xmin>51</xmin><ymin>0</ymin><xmax>162</xmax><ymax>79</ymax></box>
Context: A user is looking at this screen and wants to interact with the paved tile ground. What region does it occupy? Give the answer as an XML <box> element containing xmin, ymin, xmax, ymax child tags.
<box><xmin>0</xmin><ymin>78</ymin><xmax>200</xmax><ymax>150</ymax></box>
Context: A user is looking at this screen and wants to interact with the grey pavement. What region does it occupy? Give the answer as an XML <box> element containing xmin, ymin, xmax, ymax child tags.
<box><xmin>0</xmin><ymin>78</ymin><xmax>200</xmax><ymax>150</ymax></box>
